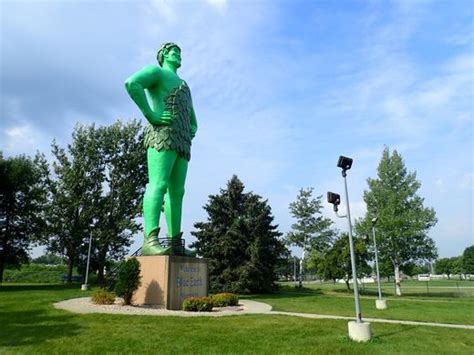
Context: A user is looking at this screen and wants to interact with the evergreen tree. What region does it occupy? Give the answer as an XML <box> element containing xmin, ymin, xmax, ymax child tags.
<box><xmin>0</xmin><ymin>152</ymin><xmax>49</xmax><ymax>283</ymax></box>
<box><xmin>191</xmin><ymin>175</ymin><xmax>287</xmax><ymax>293</ymax></box>
<box><xmin>355</xmin><ymin>147</ymin><xmax>437</xmax><ymax>296</ymax></box>
<box><xmin>285</xmin><ymin>188</ymin><xmax>335</xmax><ymax>286</ymax></box>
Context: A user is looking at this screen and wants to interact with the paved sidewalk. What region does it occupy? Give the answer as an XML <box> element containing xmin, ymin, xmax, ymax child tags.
<box><xmin>54</xmin><ymin>298</ymin><xmax>272</xmax><ymax>317</ymax></box>
<box><xmin>271</xmin><ymin>311</ymin><xmax>474</xmax><ymax>330</ymax></box>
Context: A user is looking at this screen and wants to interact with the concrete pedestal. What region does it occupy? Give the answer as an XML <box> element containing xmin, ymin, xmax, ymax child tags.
<box><xmin>81</xmin><ymin>284</ymin><xmax>89</xmax><ymax>291</ymax></box>
<box><xmin>375</xmin><ymin>299</ymin><xmax>387</xmax><ymax>310</ymax></box>
<box><xmin>133</xmin><ymin>255</ymin><xmax>208</xmax><ymax>310</ymax></box>
<box><xmin>348</xmin><ymin>321</ymin><xmax>372</xmax><ymax>342</ymax></box>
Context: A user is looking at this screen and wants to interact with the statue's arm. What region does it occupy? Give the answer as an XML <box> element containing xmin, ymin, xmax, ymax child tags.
<box><xmin>190</xmin><ymin>107</ymin><xmax>198</xmax><ymax>138</ymax></box>
<box><xmin>124</xmin><ymin>65</ymin><xmax>168</xmax><ymax>125</ymax></box>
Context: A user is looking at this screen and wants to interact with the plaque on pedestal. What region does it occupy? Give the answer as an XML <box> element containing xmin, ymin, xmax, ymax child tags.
<box><xmin>133</xmin><ymin>256</ymin><xmax>208</xmax><ymax>310</ymax></box>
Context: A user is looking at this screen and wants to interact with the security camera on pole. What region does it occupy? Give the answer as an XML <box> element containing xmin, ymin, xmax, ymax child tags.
<box><xmin>371</xmin><ymin>216</ymin><xmax>387</xmax><ymax>310</ymax></box>
<box><xmin>327</xmin><ymin>155</ymin><xmax>372</xmax><ymax>342</ymax></box>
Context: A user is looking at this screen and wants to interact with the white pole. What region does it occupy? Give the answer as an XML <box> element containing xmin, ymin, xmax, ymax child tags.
<box><xmin>293</xmin><ymin>256</ymin><xmax>297</xmax><ymax>286</ymax></box>
<box><xmin>372</xmin><ymin>224</ymin><xmax>383</xmax><ymax>300</ymax></box>
<box><xmin>342</xmin><ymin>171</ymin><xmax>362</xmax><ymax>323</ymax></box>
<box><xmin>81</xmin><ymin>234</ymin><xmax>93</xmax><ymax>291</ymax></box>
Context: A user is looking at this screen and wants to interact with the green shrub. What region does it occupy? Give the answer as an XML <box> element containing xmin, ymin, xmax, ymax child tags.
<box><xmin>92</xmin><ymin>290</ymin><xmax>116</xmax><ymax>305</ymax></box>
<box><xmin>211</xmin><ymin>292</ymin><xmax>239</xmax><ymax>307</ymax></box>
<box><xmin>182</xmin><ymin>296</ymin><xmax>213</xmax><ymax>312</ymax></box>
<box><xmin>114</xmin><ymin>258</ymin><xmax>141</xmax><ymax>305</ymax></box>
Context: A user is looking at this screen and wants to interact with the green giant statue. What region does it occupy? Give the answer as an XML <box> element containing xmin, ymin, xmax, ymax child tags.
<box><xmin>125</xmin><ymin>43</ymin><xmax>197</xmax><ymax>256</ymax></box>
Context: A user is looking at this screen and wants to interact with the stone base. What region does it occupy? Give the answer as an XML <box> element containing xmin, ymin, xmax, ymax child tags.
<box><xmin>133</xmin><ymin>255</ymin><xmax>208</xmax><ymax>310</ymax></box>
<box><xmin>348</xmin><ymin>321</ymin><xmax>372</xmax><ymax>342</ymax></box>
<box><xmin>81</xmin><ymin>284</ymin><xmax>89</xmax><ymax>291</ymax></box>
<box><xmin>376</xmin><ymin>299</ymin><xmax>387</xmax><ymax>310</ymax></box>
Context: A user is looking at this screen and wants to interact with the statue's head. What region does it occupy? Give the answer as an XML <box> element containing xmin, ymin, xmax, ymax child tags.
<box><xmin>157</xmin><ymin>42</ymin><xmax>181</xmax><ymax>68</ymax></box>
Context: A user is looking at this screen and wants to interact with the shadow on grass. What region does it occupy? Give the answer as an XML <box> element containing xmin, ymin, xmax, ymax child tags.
<box><xmin>0</xmin><ymin>309</ymin><xmax>81</xmax><ymax>347</ymax></box>
<box><xmin>373</xmin><ymin>325</ymin><xmax>416</xmax><ymax>340</ymax></box>
<box><xmin>0</xmin><ymin>284</ymin><xmax>82</xmax><ymax>292</ymax></box>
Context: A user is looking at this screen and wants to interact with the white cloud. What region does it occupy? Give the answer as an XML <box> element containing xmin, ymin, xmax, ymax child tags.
<box><xmin>2</xmin><ymin>124</ymin><xmax>46</xmax><ymax>156</ymax></box>
<box><xmin>206</xmin><ymin>0</ymin><xmax>227</xmax><ymax>11</ymax></box>
<box><xmin>460</xmin><ymin>173</ymin><xmax>474</xmax><ymax>190</ymax></box>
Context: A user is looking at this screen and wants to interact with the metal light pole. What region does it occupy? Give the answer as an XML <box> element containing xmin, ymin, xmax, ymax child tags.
<box><xmin>81</xmin><ymin>234</ymin><xmax>93</xmax><ymax>291</ymax></box>
<box><xmin>372</xmin><ymin>217</ymin><xmax>387</xmax><ymax>309</ymax></box>
<box><xmin>341</xmin><ymin>168</ymin><xmax>362</xmax><ymax>323</ymax></box>
<box><xmin>328</xmin><ymin>155</ymin><xmax>372</xmax><ymax>341</ymax></box>
<box><xmin>293</xmin><ymin>256</ymin><xmax>297</xmax><ymax>287</ymax></box>
<box><xmin>371</xmin><ymin>217</ymin><xmax>382</xmax><ymax>300</ymax></box>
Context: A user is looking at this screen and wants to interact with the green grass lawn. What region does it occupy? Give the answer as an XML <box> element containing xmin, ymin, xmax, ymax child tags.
<box><xmin>1</xmin><ymin>283</ymin><xmax>473</xmax><ymax>354</ymax></box>
<box><xmin>251</xmin><ymin>281</ymin><xmax>474</xmax><ymax>325</ymax></box>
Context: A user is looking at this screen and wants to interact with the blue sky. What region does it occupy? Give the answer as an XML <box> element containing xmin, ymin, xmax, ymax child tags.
<box><xmin>1</xmin><ymin>0</ymin><xmax>473</xmax><ymax>258</ymax></box>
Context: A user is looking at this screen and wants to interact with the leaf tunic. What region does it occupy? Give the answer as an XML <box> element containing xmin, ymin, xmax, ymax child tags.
<box><xmin>143</xmin><ymin>81</ymin><xmax>193</xmax><ymax>161</ymax></box>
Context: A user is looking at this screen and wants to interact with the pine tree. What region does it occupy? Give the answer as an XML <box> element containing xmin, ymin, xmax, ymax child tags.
<box><xmin>355</xmin><ymin>147</ymin><xmax>437</xmax><ymax>296</ymax></box>
<box><xmin>191</xmin><ymin>175</ymin><xmax>287</xmax><ymax>293</ymax></box>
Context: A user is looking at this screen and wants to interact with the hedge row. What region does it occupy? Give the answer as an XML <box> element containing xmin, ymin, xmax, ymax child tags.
<box><xmin>182</xmin><ymin>293</ymin><xmax>239</xmax><ymax>312</ymax></box>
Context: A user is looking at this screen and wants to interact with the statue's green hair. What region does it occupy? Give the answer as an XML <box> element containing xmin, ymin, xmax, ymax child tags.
<box><xmin>157</xmin><ymin>42</ymin><xmax>181</xmax><ymax>66</ymax></box>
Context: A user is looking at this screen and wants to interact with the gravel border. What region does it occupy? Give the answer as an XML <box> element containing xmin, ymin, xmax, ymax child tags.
<box><xmin>54</xmin><ymin>297</ymin><xmax>272</xmax><ymax>317</ymax></box>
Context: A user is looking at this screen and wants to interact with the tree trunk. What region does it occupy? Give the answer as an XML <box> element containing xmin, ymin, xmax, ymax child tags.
<box><xmin>97</xmin><ymin>248</ymin><xmax>107</xmax><ymax>287</ymax></box>
<box><xmin>394</xmin><ymin>264</ymin><xmax>402</xmax><ymax>296</ymax></box>
<box><xmin>0</xmin><ymin>256</ymin><xmax>4</xmax><ymax>284</ymax></box>
<box><xmin>345</xmin><ymin>278</ymin><xmax>351</xmax><ymax>291</ymax></box>
<box><xmin>67</xmin><ymin>257</ymin><xmax>74</xmax><ymax>283</ymax></box>
<box><xmin>299</xmin><ymin>249</ymin><xmax>305</xmax><ymax>288</ymax></box>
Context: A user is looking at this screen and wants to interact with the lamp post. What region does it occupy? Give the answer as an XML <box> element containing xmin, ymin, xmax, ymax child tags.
<box><xmin>328</xmin><ymin>155</ymin><xmax>372</xmax><ymax>342</ymax></box>
<box><xmin>371</xmin><ymin>217</ymin><xmax>387</xmax><ymax>309</ymax></box>
<box><xmin>293</xmin><ymin>256</ymin><xmax>297</xmax><ymax>287</ymax></box>
<box><xmin>81</xmin><ymin>234</ymin><xmax>93</xmax><ymax>291</ymax></box>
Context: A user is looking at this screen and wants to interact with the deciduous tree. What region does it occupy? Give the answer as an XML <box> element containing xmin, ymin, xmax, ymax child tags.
<box><xmin>89</xmin><ymin>120</ymin><xmax>146</xmax><ymax>285</ymax></box>
<box><xmin>45</xmin><ymin>121</ymin><xmax>146</xmax><ymax>284</ymax></box>
<box><xmin>462</xmin><ymin>246</ymin><xmax>474</xmax><ymax>275</ymax></box>
<box><xmin>285</xmin><ymin>188</ymin><xmax>335</xmax><ymax>286</ymax></box>
<box><xmin>0</xmin><ymin>152</ymin><xmax>49</xmax><ymax>283</ymax></box>
<box><xmin>355</xmin><ymin>148</ymin><xmax>437</xmax><ymax>296</ymax></box>
<box><xmin>46</xmin><ymin>125</ymin><xmax>103</xmax><ymax>282</ymax></box>
<box><xmin>310</xmin><ymin>233</ymin><xmax>371</xmax><ymax>290</ymax></box>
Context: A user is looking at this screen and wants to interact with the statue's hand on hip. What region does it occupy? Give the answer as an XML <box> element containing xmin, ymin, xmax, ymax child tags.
<box><xmin>147</xmin><ymin>110</ymin><xmax>172</xmax><ymax>126</ymax></box>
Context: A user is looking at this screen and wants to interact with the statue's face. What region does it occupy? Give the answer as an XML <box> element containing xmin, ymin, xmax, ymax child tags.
<box><xmin>164</xmin><ymin>46</ymin><xmax>181</xmax><ymax>68</ymax></box>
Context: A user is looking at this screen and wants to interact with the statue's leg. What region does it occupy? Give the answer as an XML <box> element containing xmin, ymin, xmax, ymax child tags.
<box><xmin>142</xmin><ymin>148</ymin><xmax>177</xmax><ymax>256</ymax></box>
<box><xmin>164</xmin><ymin>156</ymin><xmax>188</xmax><ymax>239</ymax></box>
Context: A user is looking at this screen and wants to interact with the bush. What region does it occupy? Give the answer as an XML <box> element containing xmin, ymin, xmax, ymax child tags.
<box><xmin>211</xmin><ymin>292</ymin><xmax>239</xmax><ymax>307</ymax></box>
<box><xmin>92</xmin><ymin>290</ymin><xmax>116</xmax><ymax>305</ymax></box>
<box><xmin>114</xmin><ymin>258</ymin><xmax>141</xmax><ymax>305</ymax></box>
<box><xmin>182</xmin><ymin>296</ymin><xmax>213</xmax><ymax>312</ymax></box>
